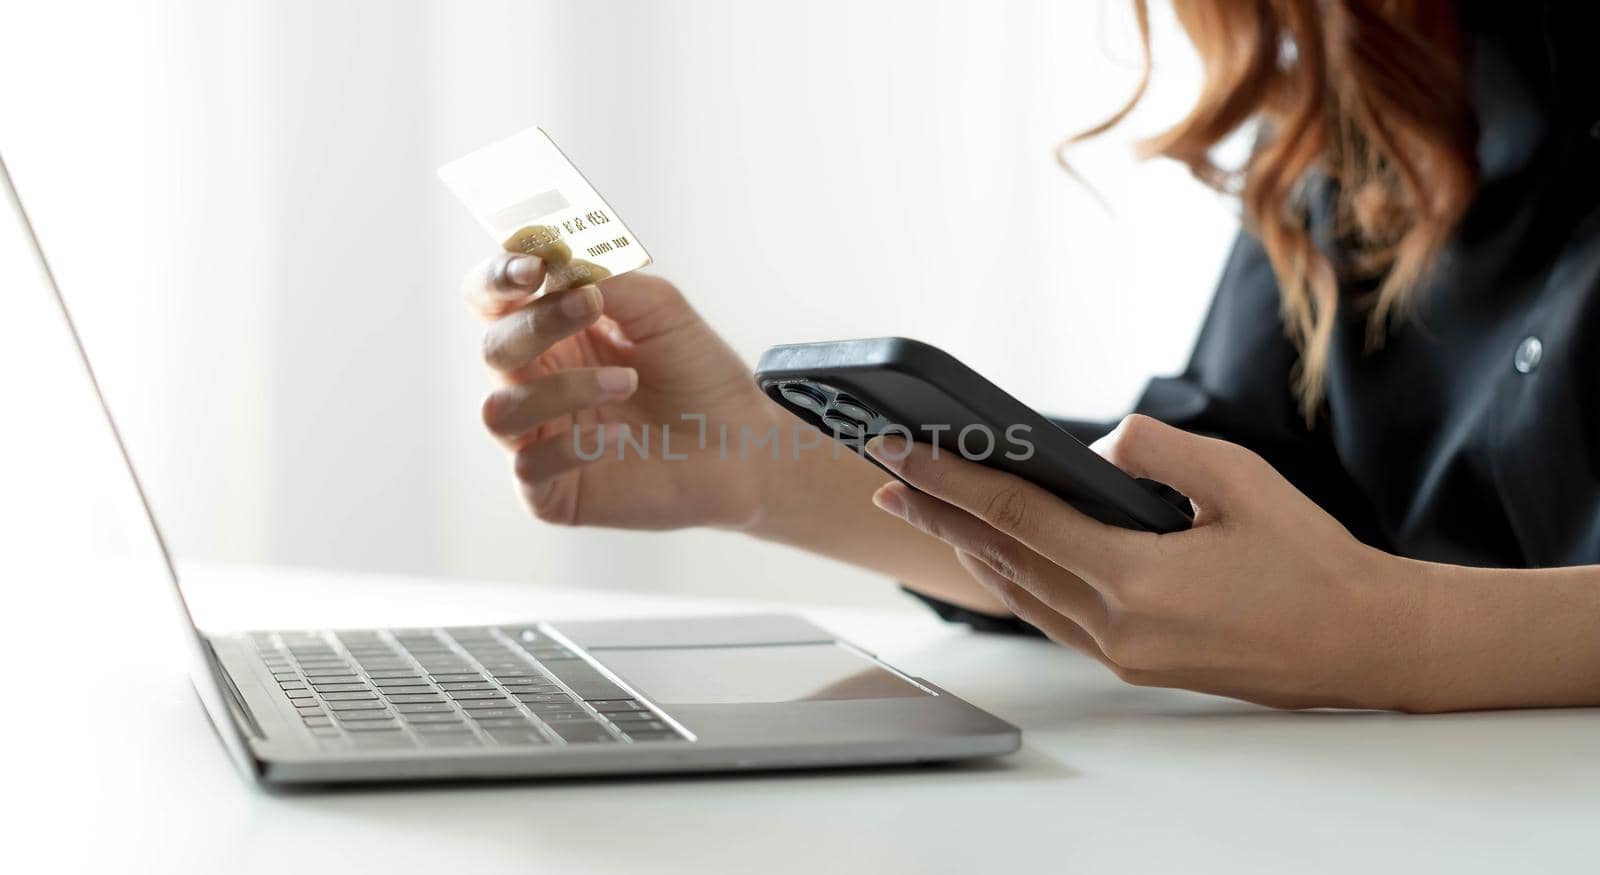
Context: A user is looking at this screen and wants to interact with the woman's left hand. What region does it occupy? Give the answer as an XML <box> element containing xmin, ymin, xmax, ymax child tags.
<box><xmin>866</xmin><ymin>414</ymin><xmax>1424</xmax><ymax>711</ymax></box>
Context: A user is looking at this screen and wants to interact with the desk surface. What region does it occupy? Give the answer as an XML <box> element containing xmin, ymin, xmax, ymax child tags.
<box><xmin>8</xmin><ymin>560</ymin><xmax>1598</xmax><ymax>874</ymax></box>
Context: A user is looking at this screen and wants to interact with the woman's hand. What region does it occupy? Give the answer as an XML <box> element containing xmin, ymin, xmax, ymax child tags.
<box><xmin>864</xmin><ymin>414</ymin><xmax>1424</xmax><ymax>711</ymax></box>
<box><xmin>463</xmin><ymin>252</ymin><xmax>782</xmax><ymax>529</ymax></box>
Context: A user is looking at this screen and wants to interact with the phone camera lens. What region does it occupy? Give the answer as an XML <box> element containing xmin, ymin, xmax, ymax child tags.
<box><xmin>830</xmin><ymin>395</ymin><xmax>877</xmax><ymax>424</ymax></box>
<box><xmin>822</xmin><ymin>411</ymin><xmax>864</xmax><ymax>438</ymax></box>
<box><xmin>779</xmin><ymin>383</ymin><xmax>828</xmax><ymax>415</ymax></box>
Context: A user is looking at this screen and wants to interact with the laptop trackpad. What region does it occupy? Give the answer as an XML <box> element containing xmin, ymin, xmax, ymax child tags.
<box><xmin>594</xmin><ymin>643</ymin><xmax>931</xmax><ymax>705</ymax></box>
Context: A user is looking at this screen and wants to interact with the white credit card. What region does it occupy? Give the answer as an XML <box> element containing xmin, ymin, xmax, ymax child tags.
<box><xmin>438</xmin><ymin>127</ymin><xmax>652</xmax><ymax>291</ymax></box>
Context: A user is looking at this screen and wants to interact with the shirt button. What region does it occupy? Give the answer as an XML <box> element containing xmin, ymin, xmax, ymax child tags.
<box><xmin>1514</xmin><ymin>336</ymin><xmax>1543</xmax><ymax>374</ymax></box>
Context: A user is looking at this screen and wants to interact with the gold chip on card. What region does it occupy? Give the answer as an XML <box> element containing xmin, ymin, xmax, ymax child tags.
<box><xmin>438</xmin><ymin>127</ymin><xmax>651</xmax><ymax>291</ymax></box>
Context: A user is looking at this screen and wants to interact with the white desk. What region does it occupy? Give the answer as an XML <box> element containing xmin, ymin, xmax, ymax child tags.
<box><xmin>8</xmin><ymin>560</ymin><xmax>1598</xmax><ymax>874</ymax></box>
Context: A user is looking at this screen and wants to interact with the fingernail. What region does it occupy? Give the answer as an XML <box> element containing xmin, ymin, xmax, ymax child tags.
<box><xmin>865</xmin><ymin>434</ymin><xmax>909</xmax><ymax>470</ymax></box>
<box><xmin>561</xmin><ymin>285</ymin><xmax>600</xmax><ymax>319</ymax></box>
<box><xmin>872</xmin><ymin>482</ymin><xmax>908</xmax><ymax>518</ymax></box>
<box><xmin>504</xmin><ymin>255</ymin><xmax>543</xmax><ymax>287</ymax></box>
<box><xmin>596</xmin><ymin>367</ymin><xmax>636</xmax><ymax>395</ymax></box>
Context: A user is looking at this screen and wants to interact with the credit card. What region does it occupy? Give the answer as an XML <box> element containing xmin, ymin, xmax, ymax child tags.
<box><xmin>438</xmin><ymin>127</ymin><xmax>652</xmax><ymax>291</ymax></box>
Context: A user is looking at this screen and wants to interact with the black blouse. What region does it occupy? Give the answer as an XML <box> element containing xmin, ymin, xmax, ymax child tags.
<box><xmin>911</xmin><ymin>2</ymin><xmax>1600</xmax><ymax>632</ymax></box>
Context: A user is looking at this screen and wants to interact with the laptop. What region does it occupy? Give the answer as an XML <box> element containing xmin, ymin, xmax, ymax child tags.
<box><xmin>1</xmin><ymin>153</ymin><xmax>1019</xmax><ymax>785</ymax></box>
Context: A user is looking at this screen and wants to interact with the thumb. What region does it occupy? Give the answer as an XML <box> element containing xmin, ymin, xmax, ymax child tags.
<box><xmin>1090</xmin><ymin>414</ymin><xmax>1243</xmax><ymax>513</ymax></box>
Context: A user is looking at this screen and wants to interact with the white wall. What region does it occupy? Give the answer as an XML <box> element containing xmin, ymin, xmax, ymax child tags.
<box><xmin>0</xmin><ymin>0</ymin><xmax>1235</xmax><ymax>610</ymax></box>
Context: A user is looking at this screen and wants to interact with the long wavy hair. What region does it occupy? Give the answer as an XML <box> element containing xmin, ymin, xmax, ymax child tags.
<box><xmin>1072</xmin><ymin>0</ymin><xmax>1478</xmax><ymax>419</ymax></box>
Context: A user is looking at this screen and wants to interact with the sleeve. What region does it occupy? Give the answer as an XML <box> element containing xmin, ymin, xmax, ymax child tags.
<box><xmin>905</xmin><ymin>231</ymin><xmax>1387</xmax><ymax>634</ymax></box>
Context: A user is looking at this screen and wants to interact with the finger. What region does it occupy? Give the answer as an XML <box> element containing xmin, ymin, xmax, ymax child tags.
<box><xmin>512</xmin><ymin>425</ymin><xmax>605</xmax><ymax>489</ymax></box>
<box><xmin>866</xmin><ymin>435</ymin><xmax>1145</xmax><ymax>581</ymax></box>
<box><xmin>481</xmin><ymin>285</ymin><xmax>603</xmax><ymax>374</ymax></box>
<box><xmin>875</xmin><ymin>481</ymin><xmax>1109</xmax><ymax>632</ymax></box>
<box><xmin>1090</xmin><ymin>414</ymin><xmax>1242</xmax><ymax>510</ymax></box>
<box><xmin>593</xmin><ymin>272</ymin><xmax>700</xmax><ymax>342</ymax></box>
<box><xmin>952</xmin><ymin>549</ymin><xmax>1112</xmax><ymax>663</ymax></box>
<box><xmin>483</xmin><ymin>367</ymin><xmax>638</xmax><ymax>443</ymax></box>
<box><xmin>462</xmin><ymin>252</ymin><xmax>547</xmax><ymax>319</ymax></box>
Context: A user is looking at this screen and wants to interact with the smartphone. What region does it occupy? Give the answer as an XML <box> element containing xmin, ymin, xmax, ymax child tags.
<box><xmin>754</xmin><ymin>337</ymin><xmax>1193</xmax><ymax>534</ymax></box>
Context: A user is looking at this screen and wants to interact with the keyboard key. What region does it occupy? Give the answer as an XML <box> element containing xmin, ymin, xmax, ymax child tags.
<box><xmin>306</xmin><ymin>676</ymin><xmax>363</xmax><ymax>686</ymax></box>
<box><xmin>485</xmin><ymin>729</ymin><xmax>548</xmax><ymax>745</ymax></box>
<box><xmin>472</xmin><ymin>717</ymin><xmax>533</xmax><ymax>729</ymax></box>
<box><xmin>284</xmin><ymin>689</ymin><xmax>316</xmax><ymax>700</ymax></box>
<box><xmin>550</xmin><ymin>721</ymin><xmax>616</xmax><ymax>743</ymax></box>
<box><xmin>455</xmin><ymin>698</ymin><xmax>512</xmax><ymax>710</ymax></box>
<box><xmin>372</xmin><ymin>688</ymin><xmax>434</xmax><ymax>698</ymax></box>
<box><xmin>271</xmin><ymin>672</ymin><xmax>300</xmax><ymax>682</ymax></box>
<box><xmin>292</xmin><ymin>699</ymin><xmax>324</xmax><ymax>709</ymax></box>
<box><xmin>385</xmin><ymin>694</ymin><xmax>447</xmax><ymax>704</ymax></box>
<box><xmin>479</xmin><ymin>663</ymin><xmax>531</xmax><ymax>674</ymax></box>
<box><xmin>415</xmin><ymin>729</ymin><xmax>480</xmax><ymax>743</ymax></box>
<box><xmin>313</xmin><ymin>683</ymin><xmax>372</xmax><ymax>694</ymax></box>
<box><xmin>319</xmin><ymin>692</ymin><xmax>379</xmax><ymax>702</ymax></box>
<box><xmin>302</xmin><ymin>668</ymin><xmax>357</xmax><ymax>677</ymax></box>
<box><xmin>522</xmin><ymin>703</ymin><xmax>587</xmax><ymax>716</ymax></box>
<box><xmin>430</xmin><ymin>673</ymin><xmax>484</xmax><ymax>683</ymax></box>
<box><xmin>334</xmin><ymin>710</ymin><xmax>397</xmax><ymax>722</ymax></box>
<box><xmin>393</xmin><ymin>702</ymin><xmax>456</xmax><ymax>714</ymax></box>
<box><xmin>411</xmin><ymin>720</ymin><xmax>472</xmax><ymax>733</ymax></box>
<box><xmin>302</xmin><ymin>716</ymin><xmax>333</xmax><ymax>727</ymax></box>
<box><xmin>539</xmin><ymin>659</ymin><xmax>628</xmax><ymax>701</ymax></box>
<box><xmin>540</xmin><ymin>711</ymin><xmax>600</xmax><ymax>723</ymax></box>
<box><xmin>463</xmin><ymin>709</ymin><xmax>521</xmax><ymax>720</ymax></box>
<box><xmin>604</xmin><ymin>711</ymin><xmax>660</xmax><ymax>723</ymax></box>
<box><xmin>325</xmin><ymin>700</ymin><xmax>389</xmax><ymax>711</ymax></box>
<box><xmin>366</xmin><ymin>670</ymin><xmax>424</xmax><ymax>679</ymax></box>
<box><xmin>590</xmin><ymin>700</ymin><xmax>646</xmax><ymax>712</ymax></box>
<box><xmin>375</xmin><ymin>689</ymin><xmax>436</xmax><ymax>701</ymax></box>
<box><xmin>401</xmin><ymin>712</ymin><xmax>464</xmax><ymax>724</ymax></box>
<box><xmin>416</xmin><ymin>733</ymin><xmax>480</xmax><ymax>748</ymax></box>
<box><xmin>515</xmin><ymin>693</ymin><xmax>577</xmax><ymax>704</ymax></box>
<box><xmin>445</xmin><ymin>690</ymin><xmax>504</xmax><ymax>700</ymax></box>
<box><xmin>369</xmin><ymin>678</ymin><xmax>427</xmax><ymax>687</ymax></box>
<box><xmin>436</xmin><ymin>682</ymin><xmax>496</xmax><ymax>692</ymax></box>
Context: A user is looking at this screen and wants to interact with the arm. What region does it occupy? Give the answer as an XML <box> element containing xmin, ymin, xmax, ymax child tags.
<box><xmin>1400</xmin><ymin>559</ymin><xmax>1600</xmax><ymax>711</ymax></box>
<box><xmin>741</xmin><ymin>425</ymin><xmax>1011</xmax><ymax>616</ymax></box>
<box><xmin>461</xmin><ymin>255</ymin><xmax>1007</xmax><ymax>613</ymax></box>
<box><xmin>864</xmin><ymin>414</ymin><xmax>1600</xmax><ymax>712</ymax></box>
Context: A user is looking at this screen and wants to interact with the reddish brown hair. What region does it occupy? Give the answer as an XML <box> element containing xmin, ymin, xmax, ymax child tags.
<box><xmin>1072</xmin><ymin>0</ymin><xmax>1477</xmax><ymax>418</ymax></box>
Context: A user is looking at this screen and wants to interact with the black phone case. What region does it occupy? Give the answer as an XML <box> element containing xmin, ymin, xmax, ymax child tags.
<box><xmin>754</xmin><ymin>337</ymin><xmax>1193</xmax><ymax>534</ymax></box>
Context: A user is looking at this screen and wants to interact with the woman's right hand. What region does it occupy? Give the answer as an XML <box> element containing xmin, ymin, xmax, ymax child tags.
<box><xmin>462</xmin><ymin>252</ymin><xmax>785</xmax><ymax>530</ymax></box>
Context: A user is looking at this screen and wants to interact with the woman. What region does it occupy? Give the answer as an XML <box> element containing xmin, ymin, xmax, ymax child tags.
<box><xmin>461</xmin><ymin>1</ymin><xmax>1600</xmax><ymax>712</ymax></box>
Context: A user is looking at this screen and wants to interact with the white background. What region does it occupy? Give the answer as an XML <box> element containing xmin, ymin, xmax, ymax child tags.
<box><xmin>0</xmin><ymin>0</ymin><xmax>1235</xmax><ymax>610</ymax></box>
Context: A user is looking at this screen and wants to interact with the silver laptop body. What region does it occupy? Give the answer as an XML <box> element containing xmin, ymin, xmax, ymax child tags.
<box><xmin>3</xmin><ymin>152</ymin><xmax>1020</xmax><ymax>786</ymax></box>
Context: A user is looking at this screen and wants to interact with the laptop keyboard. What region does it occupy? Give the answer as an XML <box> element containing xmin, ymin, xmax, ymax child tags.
<box><xmin>251</xmin><ymin>626</ymin><xmax>687</xmax><ymax>751</ymax></box>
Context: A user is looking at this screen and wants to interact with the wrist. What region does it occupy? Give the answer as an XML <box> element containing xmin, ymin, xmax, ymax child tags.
<box><xmin>1344</xmin><ymin>549</ymin><xmax>1447</xmax><ymax>712</ymax></box>
<box><xmin>1364</xmin><ymin>556</ymin><xmax>1600</xmax><ymax>712</ymax></box>
<box><xmin>736</xmin><ymin>406</ymin><xmax>862</xmax><ymax>539</ymax></box>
